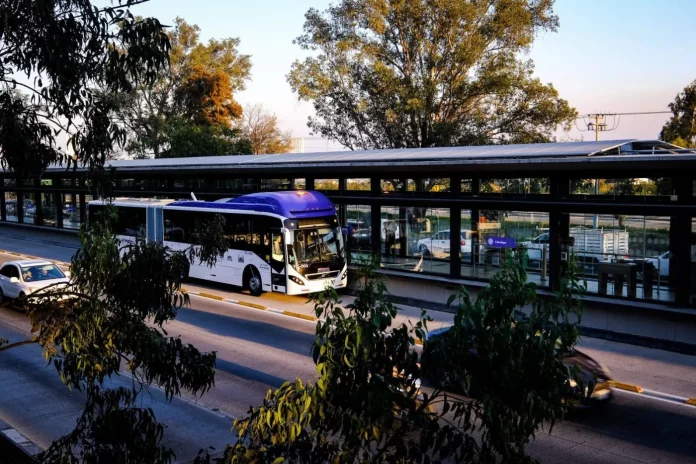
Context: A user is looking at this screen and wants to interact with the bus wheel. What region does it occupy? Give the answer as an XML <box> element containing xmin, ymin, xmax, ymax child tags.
<box><xmin>245</xmin><ymin>266</ymin><xmax>263</xmax><ymax>297</ymax></box>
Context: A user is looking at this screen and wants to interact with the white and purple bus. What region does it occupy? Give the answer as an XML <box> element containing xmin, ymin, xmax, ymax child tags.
<box><xmin>89</xmin><ymin>191</ymin><xmax>348</xmax><ymax>296</ymax></box>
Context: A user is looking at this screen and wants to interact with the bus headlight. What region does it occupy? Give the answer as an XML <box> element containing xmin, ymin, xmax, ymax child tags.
<box><xmin>341</xmin><ymin>269</ymin><xmax>348</xmax><ymax>280</ymax></box>
<box><xmin>289</xmin><ymin>276</ymin><xmax>305</xmax><ymax>286</ymax></box>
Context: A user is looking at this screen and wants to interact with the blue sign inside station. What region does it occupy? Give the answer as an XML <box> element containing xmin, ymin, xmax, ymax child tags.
<box><xmin>486</xmin><ymin>236</ymin><xmax>516</xmax><ymax>248</ymax></box>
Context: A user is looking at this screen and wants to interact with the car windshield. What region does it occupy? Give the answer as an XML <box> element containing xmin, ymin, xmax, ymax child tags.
<box><xmin>293</xmin><ymin>226</ymin><xmax>343</xmax><ymax>265</ymax></box>
<box><xmin>21</xmin><ymin>264</ymin><xmax>65</xmax><ymax>282</ymax></box>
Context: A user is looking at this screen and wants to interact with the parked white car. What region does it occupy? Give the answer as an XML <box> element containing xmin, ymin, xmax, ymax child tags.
<box><xmin>417</xmin><ymin>230</ymin><xmax>474</xmax><ymax>258</ymax></box>
<box><xmin>0</xmin><ymin>260</ymin><xmax>70</xmax><ymax>303</ymax></box>
<box><xmin>645</xmin><ymin>251</ymin><xmax>670</xmax><ymax>278</ymax></box>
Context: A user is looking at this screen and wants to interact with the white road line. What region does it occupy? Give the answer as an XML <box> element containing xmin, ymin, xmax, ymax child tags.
<box><xmin>614</xmin><ymin>388</ymin><xmax>696</xmax><ymax>409</ymax></box>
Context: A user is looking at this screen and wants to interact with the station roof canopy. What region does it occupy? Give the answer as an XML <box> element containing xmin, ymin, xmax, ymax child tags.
<box><xmin>46</xmin><ymin>139</ymin><xmax>696</xmax><ymax>176</ymax></box>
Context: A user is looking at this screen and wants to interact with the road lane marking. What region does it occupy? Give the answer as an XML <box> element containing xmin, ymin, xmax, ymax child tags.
<box><xmin>198</xmin><ymin>292</ymin><xmax>225</xmax><ymax>301</ymax></box>
<box><xmin>282</xmin><ymin>310</ymin><xmax>317</xmax><ymax>322</ymax></box>
<box><xmin>236</xmin><ymin>300</ymin><xmax>267</xmax><ymax>311</ymax></box>
<box><xmin>608</xmin><ymin>381</ymin><xmax>643</xmax><ymax>393</ymax></box>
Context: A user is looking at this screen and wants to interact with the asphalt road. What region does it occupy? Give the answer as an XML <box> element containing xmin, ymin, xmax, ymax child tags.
<box><xmin>0</xmin><ymin>225</ymin><xmax>695</xmax><ymax>463</ymax></box>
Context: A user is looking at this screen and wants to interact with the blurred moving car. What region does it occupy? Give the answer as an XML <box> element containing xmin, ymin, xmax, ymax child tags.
<box><xmin>420</xmin><ymin>318</ymin><xmax>613</xmax><ymax>408</ymax></box>
<box><xmin>0</xmin><ymin>260</ymin><xmax>70</xmax><ymax>303</ymax></box>
<box><xmin>416</xmin><ymin>230</ymin><xmax>474</xmax><ymax>258</ymax></box>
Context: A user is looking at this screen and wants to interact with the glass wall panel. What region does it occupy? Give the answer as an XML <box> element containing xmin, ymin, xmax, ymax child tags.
<box><xmin>346</xmin><ymin>178</ymin><xmax>370</xmax><ymax>191</ymax></box>
<box><xmin>344</xmin><ymin>205</ymin><xmax>372</xmax><ymax>264</ymax></box>
<box><xmin>421</xmin><ymin>178</ymin><xmax>450</xmax><ymax>193</ymax></box>
<box><xmin>461</xmin><ymin>179</ymin><xmax>472</xmax><ymax>193</ymax></box>
<box><xmin>261</xmin><ymin>179</ymin><xmax>291</xmax><ymax>190</ymax></box>
<box><xmin>467</xmin><ymin>210</ymin><xmax>549</xmax><ymax>284</ymax></box>
<box><xmin>691</xmin><ymin>219</ymin><xmax>696</xmax><ymax>306</ymax></box>
<box><xmin>380</xmin><ymin>206</ymin><xmax>449</xmax><ymax>275</ymax></box>
<box><xmin>569</xmin><ymin>213</ymin><xmax>674</xmax><ymax>302</ymax></box>
<box><xmin>381</xmin><ymin>179</ymin><xmax>402</xmax><ymax>192</ymax></box>
<box><xmin>481</xmin><ymin>178</ymin><xmax>549</xmax><ymax>195</ymax></box>
<box><xmin>293</xmin><ymin>178</ymin><xmax>306</xmax><ymax>190</ymax></box>
<box><xmin>23</xmin><ymin>192</ymin><xmax>36</xmax><ymax>224</ymax></box>
<box><xmin>63</xmin><ymin>193</ymin><xmax>80</xmax><ymax>229</ymax></box>
<box><xmin>315</xmin><ymin>179</ymin><xmax>339</xmax><ymax>190</ymax></box>
<box><xmin>5</xmin><ymin>191</ymin><xmax>17</xmax><ymax>222</ymax></box>
<box><xmin>573</xmin><ymin>178</ymin><xmax>673</xmax><ymax>196</ymax></box>
<box><xmin>41</xmin><ymin>192</ymin><xmax>58</xmax><ymax>227</ymax></box>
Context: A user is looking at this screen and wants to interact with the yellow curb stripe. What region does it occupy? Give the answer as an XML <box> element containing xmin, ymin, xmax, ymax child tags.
<box><xmin>686</xmin><ymin>398</ymin><xmax>696</xmax><ymax>406</ymax></box>
<box><xmin>282</xmin><ymin>310</ymin><xmax>317</xmax><ymax>322</ymax></box>
<box><xmin>415</xmin><ymin>339</ymin><xmax>423</xmax><ymax>346</ymax></box>
<box><xmin>180</xmin><ymin>288</ymin><xmax>189</xmax><ymax>293</ymax></box>
<box><xmin>198</xmin><ymin>292</ymin><xmax>225</xmax><ymax>301</ymax></box>
<box><xmin>609</xmin><ymin>381</ymin><xmax>643</xmax><ymax>393</ymax></box>
<box><xmin>237</xmin><ymin>300</ymin><xmax>267</xmax><ymax>311</ymax></box>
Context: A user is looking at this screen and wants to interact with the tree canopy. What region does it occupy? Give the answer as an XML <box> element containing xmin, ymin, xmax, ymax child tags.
<box><xmin>111</xmin><ymin>17</ymin><xmax>252</xmax><ymax>158</ymax></box>
<box><xmin>0</xmin><ymin>0</ymin><xmax>169</xmax><ymax>179</ymax></box>
<box><xmin>661</xmin><ymin>80</ymin><xmax>696</xmax><ymax>148</ymax></box>
<box><xmin>240</xmin><ymin>104</ymin><xmax>294</xmax><ymax>154</ymax></box>
<box><xmin>288</xmin><ymin>0</ymin><xmax>577</xmax><ymax>150</ymax></box>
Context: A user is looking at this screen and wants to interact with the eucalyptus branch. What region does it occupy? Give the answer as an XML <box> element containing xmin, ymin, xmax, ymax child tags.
<box><xmin>0</xmin><ymin>337</ymin><xmax>39</xmax><ymax>352</ymax></box>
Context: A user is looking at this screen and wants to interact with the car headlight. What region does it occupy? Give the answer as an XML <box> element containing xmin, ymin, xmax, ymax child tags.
<box><xmin>568</xmin><ymin>378</ymin><xmax>578</xmax><ymax>388</ymax></box>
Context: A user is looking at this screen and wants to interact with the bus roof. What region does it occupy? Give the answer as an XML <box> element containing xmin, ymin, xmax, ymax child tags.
<box><xmin>168</xmin><ymin>190</ymin><xmax>336</xmax><ymax>219</ymax></box>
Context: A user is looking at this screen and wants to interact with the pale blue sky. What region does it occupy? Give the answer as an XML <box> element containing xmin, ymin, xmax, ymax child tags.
<box><xmin>130</xmin><ymin>0</ymin><xmax>696</xmax><ymax>147</ymax></box>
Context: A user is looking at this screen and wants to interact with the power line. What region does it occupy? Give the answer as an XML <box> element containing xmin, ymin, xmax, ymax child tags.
<box><xmin>575</xmin><ymin>110</ymin><xmax>671</xmax><ymax>120</ymax></box>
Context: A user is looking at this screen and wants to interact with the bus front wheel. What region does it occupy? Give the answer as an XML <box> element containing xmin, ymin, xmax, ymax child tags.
<box><xmin>244</xmin><ymin>266</ymin><xmax>263</xmax><ymax>297</ymax></box>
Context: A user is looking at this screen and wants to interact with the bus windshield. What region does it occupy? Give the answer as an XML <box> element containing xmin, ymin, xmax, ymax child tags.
<box><xmin>293</xmin><ymin>226</ymin><xmax>343</xmax><ymax>265</ymax></box>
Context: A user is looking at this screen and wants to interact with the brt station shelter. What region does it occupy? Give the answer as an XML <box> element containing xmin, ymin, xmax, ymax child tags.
<box><xmin>4</xmin><ymin>138</ymin><xmax>696</xmax><ymax>308</ymax></box>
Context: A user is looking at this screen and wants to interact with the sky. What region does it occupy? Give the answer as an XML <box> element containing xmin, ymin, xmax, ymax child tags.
<box><xmin>129</xmin><ymin>0</ymin><xmax>696</xmax><ymax>148</ymax></box>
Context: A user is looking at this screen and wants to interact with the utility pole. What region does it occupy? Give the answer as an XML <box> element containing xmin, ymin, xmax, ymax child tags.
<box><xmin>587</xmin><ymin>114</ymin><xmax>608</xmax><ymax>229</ymax></box>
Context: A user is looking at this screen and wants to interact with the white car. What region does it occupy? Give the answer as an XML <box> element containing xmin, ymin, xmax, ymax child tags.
<box><xmin>0</xmin><ymin>260</ymin><xmax>70</xmax><ymax>303</ymax></box>
<box><xmin>645</xmin><ymin>251</ymin><xmax>670</xmax><ymax>278</ymax></box>
<box><xmin>417</xmin><ymin>230</ymin><xmax>474</xmax><ymax>258</ymax></box>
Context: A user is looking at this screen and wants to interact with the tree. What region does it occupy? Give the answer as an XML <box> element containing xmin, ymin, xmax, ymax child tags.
<box><xmin>200</xmin><ymin>258</ymin><xmax>586</xmax><ymax>463</ymax></box>
<box><xmin>161</xmin><ymin>116</ymin><xmax>252</xmax><ymax>158</ymax></box>
<box><xmin>0</xmin><ymin>2</ymin><xmax>230</xmax><ymax>461</ymax></box>
<box><xmin>240</xmin><ymin>104</ymin><xmax>294</xmax><ymax>154</ymax></box>
<box><xmin>0</xmin><ymin>206</ymin><xmax>228</xmax><ymax>463</ymax></box>
<box><xmin>661</xmin><ymin>80</ymin><xmax>696</xmax><ymax>148</ymax></box>
<box><xmin>175</xmin><ymin>65</ymin><xmax>243</xmax><ymax>126</ymax></box>
<box><xmin>288</xmin><ymin>0</ymin><xmax>577</xmax><ymax>151</ymax></box>
<box><xmin>0</xmin><ymin>0</ymin><xmax>169</xmax><ymax>179</ymax></box>
<box><xmin>112</xmin><ymin>17</ymin><xmax>252</xmax><ymax>158</ymax></box>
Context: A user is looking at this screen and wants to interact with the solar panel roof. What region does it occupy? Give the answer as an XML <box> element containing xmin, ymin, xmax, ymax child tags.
<box><xmin>105</xmin><ymin>139</ymin><xmax>638</xmax><ymax>169</ymax></box>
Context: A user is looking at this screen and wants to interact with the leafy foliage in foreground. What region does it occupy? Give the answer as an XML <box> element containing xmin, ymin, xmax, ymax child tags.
<box><xmin>202</xmin><ymin>257</ymin><xmax>584</xmax><ymax>463</ymax></box>
<box><xmin>0</xmin><ymin>207</ymin><xmax>227</xmax><ymax>464</ymax></box>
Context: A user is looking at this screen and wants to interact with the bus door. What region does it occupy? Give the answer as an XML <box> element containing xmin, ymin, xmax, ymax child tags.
<box><xmin>269</xmin><ymin>228</ymin><xmax>287</xmax><ymax>293</ymax></box>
